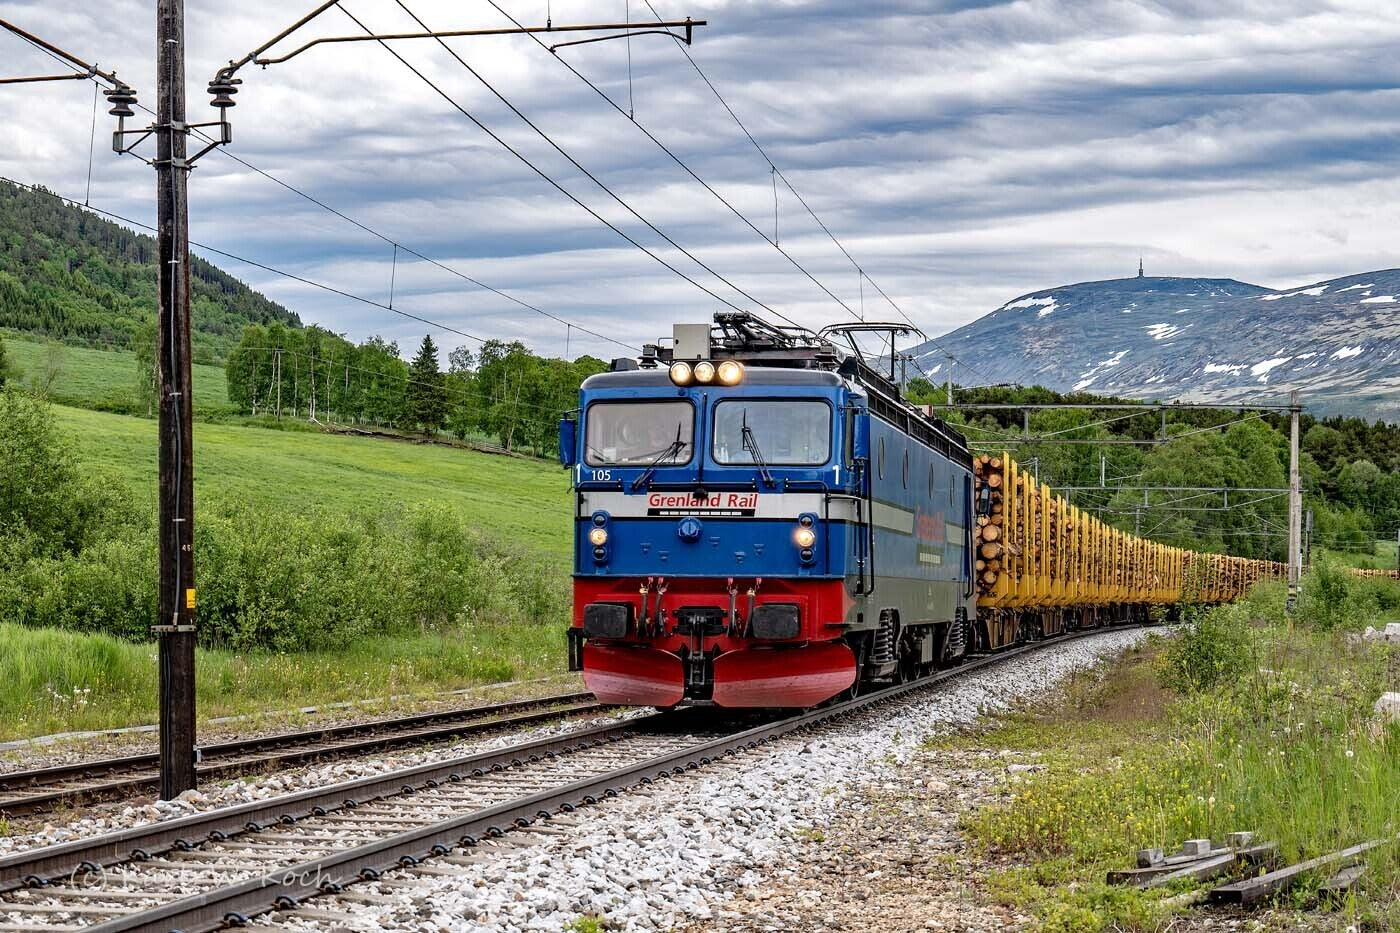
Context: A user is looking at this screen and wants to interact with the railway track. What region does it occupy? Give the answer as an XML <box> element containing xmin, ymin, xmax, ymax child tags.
<box><xmin>0</xmin><ymin>628</ymin><xmax>1120</xmax><ymax>933</ymax></box>
<box><xmin>0</xmin><ymin>693</ymin><xmax>606</xmax><ymax>817</ymax></box>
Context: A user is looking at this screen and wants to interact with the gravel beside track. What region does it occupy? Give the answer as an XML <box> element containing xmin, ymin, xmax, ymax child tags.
<box><xmin>252</xmin><ymin>629</ymin><xmax>1150</xmax><ymax>933</ymax></box>
<box><xmin>0</xmin><ymin>709</ymin><xmax>648</xmax><ymax>857</ymax></box>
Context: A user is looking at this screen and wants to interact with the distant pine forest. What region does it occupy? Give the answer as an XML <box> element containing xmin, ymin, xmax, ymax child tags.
<box><xmin>0</xmin><ymin>180</ymin><xmax>299</xmax><ymax>361</ymax></box>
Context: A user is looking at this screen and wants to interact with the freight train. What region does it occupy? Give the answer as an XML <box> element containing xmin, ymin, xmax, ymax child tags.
<box><xmin>559</xmin><ymin>312</ymin><xmax>1282</xmax><ymax>708</ymax></box>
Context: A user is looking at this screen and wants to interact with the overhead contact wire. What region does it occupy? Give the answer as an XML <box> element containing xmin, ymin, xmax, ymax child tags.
<box><xmin>339</xmin><ymin>0</ymin><xmax>797</xmax><ymax>329</ymax></box>
<box><xmin>638</xmin><ymin>0</ymin><xmax>1001</xmax><ymax>386</ymax></box>
<box><xmin>13</xmin><ymin>31</ymin><xmax>639</xmax><ymax>355</ymax></box>
<box><xmin>0</xmin><ymin>175</ymin><xmax>495</xmax><ymax>346</ymax></box>
<box><xmin>485</xmin><ymin>0</ymin><xmax>874</xmax><ymax>331</ymax></box>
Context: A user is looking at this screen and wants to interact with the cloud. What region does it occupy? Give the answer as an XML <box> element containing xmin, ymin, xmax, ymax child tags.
<box><xmin>3</xmin><ymin>0</ymin><xmax>1399</xmax><ymax>362</ymax></box>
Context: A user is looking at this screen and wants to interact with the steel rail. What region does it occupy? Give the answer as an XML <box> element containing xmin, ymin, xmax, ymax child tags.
<box><xmin>0</xmin><ymin>709</ymin><xmax>702</xmax><ymax>893</ymax></box>
<box><xmin>0</xmin><ymin>693</ymin><xmax>603</xmax><ymax>817</ymax></box>
<box><xmin>7</xmin><ymin>627</ymin><xmax>1130</xmax><ymax>931</ymax></box>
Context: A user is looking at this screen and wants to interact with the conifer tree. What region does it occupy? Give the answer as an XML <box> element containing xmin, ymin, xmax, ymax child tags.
<box><xmin>404</xmin><ymin>334</ymin><xmax>447</xmax><ymax>434</ymax></box>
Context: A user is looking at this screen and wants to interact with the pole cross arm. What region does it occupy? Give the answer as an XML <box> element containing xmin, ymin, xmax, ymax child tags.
<box><xmin>0</xmin><ymin>17</ymin><xmax>126</xmax><ymax>88</ymax></box>
<box><xmin>254</xmin><ymin>19</ymin><xmax>706</xmax><ymax>67</ymax></box>
<box><xmin>213</xmin><ymin>11</ymin><xmax>706</xmax><ymax>84</ymax></box>
<box><xmin>204</xmin><ymin>9</ymin><xmax>706</xmax><ymax>171</ymax></box>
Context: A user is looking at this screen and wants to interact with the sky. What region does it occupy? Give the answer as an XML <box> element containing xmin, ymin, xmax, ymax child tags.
<box><xmin>2</xmin><ymin>0</ymin><xmax>1400</xmax><ymax>369</ymax></box>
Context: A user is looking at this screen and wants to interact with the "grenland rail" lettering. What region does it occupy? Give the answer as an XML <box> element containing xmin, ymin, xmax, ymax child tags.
<box><xmin>647</xmin><ymin>492</ymin><xmax>759</xmax><ymax>516</ymax></box>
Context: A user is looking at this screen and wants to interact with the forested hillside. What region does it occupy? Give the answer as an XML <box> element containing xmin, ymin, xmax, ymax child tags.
<box><xmin>0</xmin><ymin>180</ymin><xmax>300</xmax><ymax>360</ymax></box>
<box><xmin>908</xmin><ymin>381</ymin><xmax>1400</xmax><ymax>561</ymax></box>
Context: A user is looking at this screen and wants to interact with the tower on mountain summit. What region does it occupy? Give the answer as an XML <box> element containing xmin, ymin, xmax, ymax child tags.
<box><xmin>1138</xmin><ymin>257</ymin><xmax>1144</xmax><ymax>278</ymax></box>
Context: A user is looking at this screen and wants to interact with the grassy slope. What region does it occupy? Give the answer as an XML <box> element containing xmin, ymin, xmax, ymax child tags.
<box><xmin>0</xmin><ymin>621</ymin><xmax>570</xmax><ymax>742</ymax></box>
<box><xmin>4</xmin><ymin>336</ymin><xmax>230</xmax><ymax>409</ymax></box>
<box><xmin>54</xmin><ymin>405</ymin><xmax>573</xmax><ymax>557</ymax></box>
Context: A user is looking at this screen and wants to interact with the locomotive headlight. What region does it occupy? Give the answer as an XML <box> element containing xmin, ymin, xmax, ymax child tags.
<box><xmin>693</xmin><ymin>361</ymin><xmax>716</xmax><ymax>384</ymax></box>
<box><xmin>588</xmin><ymin>526</ymin><xmax>609</xmax><ymax>547</ymax></box>
<box><xmin>793</xmin><ymin>526</ymin><xmax>817</xmax><ymax>549</ymax></box>
<box><xmin>716</xmin><ymin>360</ymin><xmax>744</xmax><ymax>385</ymax></box>
<box><xmin>669</xmin><ymin>361</ymin><xmax>693</xmax><ymax>385</ymax></box>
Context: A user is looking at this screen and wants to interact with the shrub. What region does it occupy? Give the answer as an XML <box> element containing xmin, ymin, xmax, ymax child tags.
<box><xmin>3</xmin><ymin>495</ymin><xmax>569</xmax><ymax>653</ymax></box>
<box><xmin>1298</xmin><ymin>556</ymin><xmax>1400</xmax><ymax>631</ymax></box>
<box><xmin>1158</xmin><ymin>603</ymin><xmax>1255</xmax><ymax>694</ymax></box>
<box><xmin>1301</xmin><ymin>556</ymin><xmax>1355</xmax><ymax>630</ymax></box>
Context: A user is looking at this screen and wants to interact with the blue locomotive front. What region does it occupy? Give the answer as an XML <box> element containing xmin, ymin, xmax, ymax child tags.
<box><xmin>561</xmin><ymin>313</ymin><xmax>976</xmax><ymax>708</ymax></box>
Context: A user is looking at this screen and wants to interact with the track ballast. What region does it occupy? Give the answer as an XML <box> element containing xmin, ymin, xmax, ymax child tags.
<box><xmin>0</xmin><ymin>627</ymin><xmax>1127</xmax><ymax>933</ymax></box>
<box><xmin>0</xmin><ymin>692</ymin><xmax>604</xmax><ymax>818</ymax></box>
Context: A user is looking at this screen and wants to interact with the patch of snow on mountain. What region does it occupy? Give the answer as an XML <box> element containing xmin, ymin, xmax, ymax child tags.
<box><xmin>926</xmin><ymin>363</ymin><xmax>942</xmax><ymax>375</ymax></box>
<box><xmin>1331</xmin><ymin>346</ymin><xmax>1363</xmax><ymax>360</ymax></box>
<box><xmin>1297</xmin><ymin>353</ymin><xmax>1316</xmax><ymax>359</ymax></box>
<box><xmin>1003</xmin><ymin>296</ymin><xmax>1058</xmax><ymax>316</ymax></box>
<box><xmin>1072</xmin><ymin>350</ymin><xmax>1129</xmax><ymax>391</ymax></box>
<box><xmin>1338</xmin><ymin>283</ymin><xmax>1374</xmax><ymax>292</ymax></box>
<box><xmin>1203</xmin><ymin>363</ymin><xmax>1243</xmax><ymax>374</ymax></box>
<box><xmin>1251</xmin><ymin>357</ymin><xmax>1292</xmax><ymax>381</ymax></box>
<box><xmin>1258</xmin><ymin>285</ymin><xmax>1328</xmax><ymax>301</ymax></box>
<box><xmin>1144</xmin><ymin>323</ymin><xmax>1183</xmax><ymax>340</ymax></box>
<box><xmin>1361</xmin><ymin>295</ymin><xmax>1396</xmax><ymax>304</ymax></box>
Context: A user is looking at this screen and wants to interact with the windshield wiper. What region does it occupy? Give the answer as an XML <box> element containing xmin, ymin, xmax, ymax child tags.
<box><xmin>630</xmin><ymin>422</ymin><xmax>687</xmax><ymax>492</ymax></box>
<box><xmin>741</xmin><ymin>410</ymin><xmax>777</xmax><ymax>489</ymax></box>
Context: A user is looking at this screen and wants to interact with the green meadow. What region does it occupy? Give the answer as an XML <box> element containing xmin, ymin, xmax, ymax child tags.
<box><xmin>51</xmin><ymin>405</ymin><xmax>573</xmax><ymax>557</ymax></box>
<box><xmin>3</xmin><ymin>335</ymin><xmax>231</xmax><ymax>411</ymax></box>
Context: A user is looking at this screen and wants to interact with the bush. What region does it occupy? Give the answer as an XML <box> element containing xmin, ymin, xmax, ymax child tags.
<box><xmin>2</xmin><ymin>495</ymin><xmax>569</xmax><ymax>653</ymax></box>
<box><xmin>0</xmin><ymin>387</ymin><xmax>131</xmax><ymax>558</ymax></box>
<box><xmin>1299</xmin><ymin>556</ymin><xmax>1400</xmax><ymax>631</ymax></box>
<box><xmin>0</xmin><ymin>394</ymin><xmax>570</xmax><ymax>652</ymax></box>
<box><xmin>1158</xmin><ymin>603</ymin><xmax>1255</xmax><ymax>694</ymax></box>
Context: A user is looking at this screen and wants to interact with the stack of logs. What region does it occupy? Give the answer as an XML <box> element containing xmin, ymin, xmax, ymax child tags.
<box><xmin>972</xmin><ymin>455</ymin><xmax>1005</xmax><ymax>594</ymax></box>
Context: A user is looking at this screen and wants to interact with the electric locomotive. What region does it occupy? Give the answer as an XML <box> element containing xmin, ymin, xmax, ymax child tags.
<box><xmin>559</xmin><ymin>312</ymin><xmax>975</xmax><ymax>708</ymax></box>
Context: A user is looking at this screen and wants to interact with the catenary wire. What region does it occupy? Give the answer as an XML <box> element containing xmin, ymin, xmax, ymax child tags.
<box><xmin>0</xmin><ymin>175</ymin><xmax>503</xmax><ymax>347</ymax></box>
<box><xmin>637</xmin><ymin>0</ymin><xmax>1002</xmax><ymax>388</ymax></box>
<box><xmin>341</xmin><ymin>0</ymin><xmax>806</xmax><ymax>332</ymax></box>
<box><xmin>484</xmin><ymin>0</ymin><xmax>879</xmax><ymax>330</ymax></box>
<box><xmin>7</xmin><ymin>26</ymin><xmax>640</xmax><ymax>355</ymax></box>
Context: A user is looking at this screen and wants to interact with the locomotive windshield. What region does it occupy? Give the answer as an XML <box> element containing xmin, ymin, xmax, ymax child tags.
<box><xmin>712</xmin><ymin>400</ymin><xmax>832</xmax><ymax>466</ymax></box>
<box><xmin>585</xmin><ymin>401</ymin><xmax>695</xmax><ymax>466</ymax></box>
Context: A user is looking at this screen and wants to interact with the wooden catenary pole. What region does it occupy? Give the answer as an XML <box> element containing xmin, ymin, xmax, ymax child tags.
<box><xmin>154</xmin><ymin>0</ymin><xmax>198</xmax><ymax>798</ymax></box>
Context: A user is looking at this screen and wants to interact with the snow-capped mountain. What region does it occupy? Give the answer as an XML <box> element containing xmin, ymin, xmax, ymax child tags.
<box><xmin>911</xmin><ymin>270</ymin><xmax>1400</xmax><ymax>418</ymax></box>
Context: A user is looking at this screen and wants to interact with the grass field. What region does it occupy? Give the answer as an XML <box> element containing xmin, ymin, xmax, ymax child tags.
<box><xmin>0</xmin><ymin>621</ymin><xmax>569</xmax><ymax>742</ymax></box>
<box><xmin>53</xmin><ymin>405</ymin><xmax>573</xmax><ymax>557</ymax></box>
<box><xmin>3</xmin><ymin>335</ymin><xmax>230</xmax><ymax>410</ymax></box>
